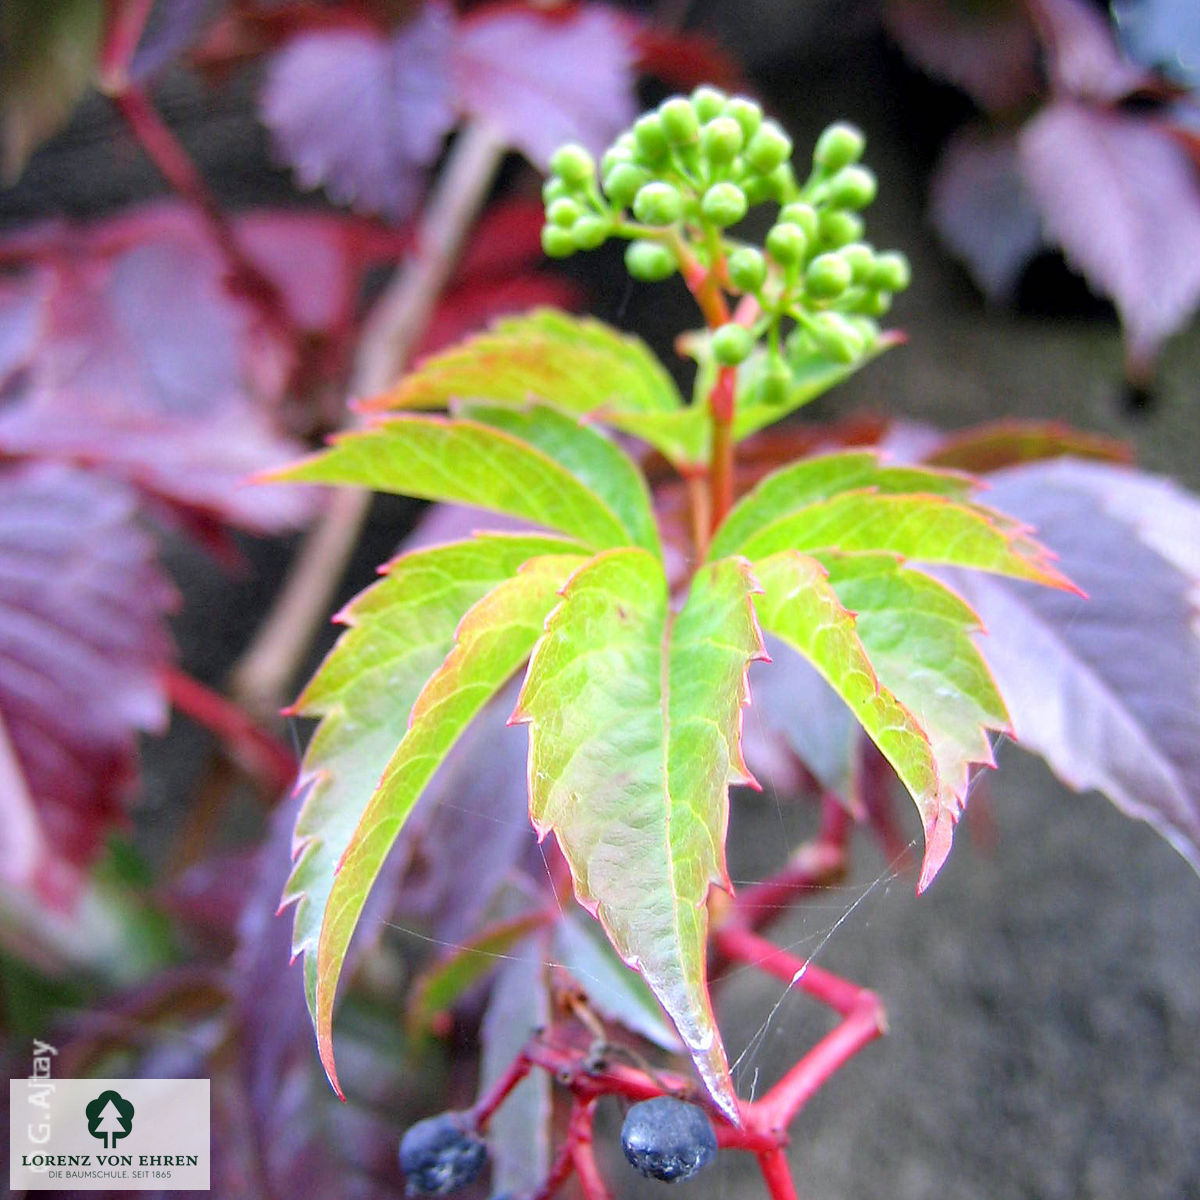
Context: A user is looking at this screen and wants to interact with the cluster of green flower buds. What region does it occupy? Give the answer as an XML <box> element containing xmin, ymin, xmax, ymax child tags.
<box><xmin>541</xmin><ymin>87</ymin><xmax>911</xmax><ymax>399</ymax></box>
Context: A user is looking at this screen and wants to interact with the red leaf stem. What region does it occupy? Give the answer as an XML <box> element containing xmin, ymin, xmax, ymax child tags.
<box><xmin>472</xmin><ymin>1049</ymin><xmax>534</xmax><ymax>1127</ymax></box>
<box><xmin>715</xmin><ymin>926</ymin><xmax>870</xmax><ymax>1017</ymax></box>
<box><xmin>715</xmin><ymin>925</ymin><xmax>887</xmax><ymax>1129</ymax></box>
<box><xmin>756</xmin><ymin>995</ymin><xmax>887</xmax><ymax>1130</ymax></box>
<box><xmin>756</xmin><ymin>1147</ymin><xmax>800</xmax><ymax>1200</ymax></box>
<box><xmin>101</xmin><ymin>0</ymin><xmax>155</xmax><ymax>90</ymax></box>
<box><xmin>529</xmin><ymin>1123</ymin><xmax>578</xmax><ymax>1200</ymax></box>
<box><xmin>568</xmin><ymin>1099</ymin><xmax>613</xmax><ymax>1200</ymax></box>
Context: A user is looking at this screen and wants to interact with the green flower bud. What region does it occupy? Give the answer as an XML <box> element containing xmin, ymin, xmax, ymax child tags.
<box><xmin>754</xmin><ymin>359</ymin><xmax>791</xmax><ymax>406</ymax></box>
<box><xmin>701</xmin><ymin>181</ymin><xmax>748</xmax><ymax>227</ymax></box>
<box><xmin>827</xmin><ymin>165</ymin><xmax>877</xmax><ymax>210</ymax></box>
<box><xmin>600</xmin><ymin>144</ymin><xmax>634</xmax><ymax>177</ymax></box>
<box><xmin>633</xmin><ymin>114</ymin><xmax>670</xmax><ymax>164</ymax></box>
<box><xmin>818</xmin><ymin>209</ymin><xmax>864</xmax><ymax>248</ymax></box>
<box><xmin>744</xmin><ymin>120</ymin><xmax>792</xmax><ymax>174</ymax></box>
<box><xmin>809</xmin><ymin>311</ymin><xmax>865</xmax><ymax>363</ymax></box>
<box><xmin>813</xmin><ymin>122</ymin><xmax>865</xmax><ymax>171</ymax></box>
<box><xmin>712</xmin><ymin>323</ymin><xmax>755</xmax><ymax>365</ymax></box>
<box><xmin>724</xmin><ymin>97</ymin><xmax>763</xmax><ymax>141</ymax></box>
<box><xmin>541</xmin><ymin>224</ymin><xmax>576</xmax><ymax>259</ymax></box>
<box><xmin>727</xmin><ymin>246</ymin><xmax>767</xmax><ymax>292</ymax></box>
<box><xmin>766</xmin><ymin>221</ymin><xmax>808</xmax><ymax>266</ymax></box>
<box><xmin>542</xmin><ymin>177</ymin><xmax>570</xmax><ymax>204</ymax></box>
<box><xmin>625</xmin><ymin>239</ymin><xmax>677</xmax><ymax>282</ymax></box>
<box><xmin>742</xmin><ymin>175</ymin><xmax>772</xmax><ymax>205</ymax></box>
<box><xmin>870</xmin><ymin>251</ymin><xmax>911</xmax><ymax>292</ymax></box>
<box><xmin>633</xmin><ymin>182</ymin><xmax>684</xmax><ymax>226</ymax></box>
<box><xmin>691</xmin><ymin>86</ymin><xmax>728</xmax><ymax>123</ymax></box>
<box><xmin>768</xmin><ymin>163</ymin><xmax>799</xmax><ymax>203</ymax></box>
<box><xmin>861</xmin><ymin>289</ymin><xmax>893</xmax><ymax>316</ymax></box>
<box><xmin>779</xmin><ymin>202</ymin><xmax>819</xmax><ymax>242</ymax></box>
<box><xmin>659</xmin><ymin>97</ymin><xmax>700</xmax><ymax>144</ymax></box>
<box><xmin>805</xmin><ymin>251</ymin><xmax>853</xmax><ymax>299</ymax></box>
<box><xmin>840</xmin><ymin>242</ymin><xmax>876</xmax><ymax>283</ymax></box>
<box><xmin>550</xmin><ymin>143</ymin><xmax>595</xmax><ymax>187</ymax></box>
<box><xmin>547</xmin><ymin>198</ymin><xmax>581</xmax><ymax>228</ymax></box>
<box><xmin>701</xmin><ymin>116</ymin><xmax>744</xmax><ymax>166</ymax></box>
<box><xmin>572</xmin><ymin>216</ymin><xmax>609</xmax><ymax>250</ymax></box>
<box><xmin>604</xmin><ymin>162</ymin><xmax>652</xmax><ymax>209</ymax></box>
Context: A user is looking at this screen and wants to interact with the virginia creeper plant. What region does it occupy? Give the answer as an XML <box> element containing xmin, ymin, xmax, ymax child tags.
<box><xmin>4</xmin><ymin>4</ymin><xmax>1199</xmax><ymax>1196</ymax></box>
<box><xmin>275</xmin><ymin>88</ymin><xmax>1083</xmax><ymax>1199</ymax></box>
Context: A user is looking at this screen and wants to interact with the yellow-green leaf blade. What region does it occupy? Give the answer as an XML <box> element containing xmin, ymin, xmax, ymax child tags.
<box><xmin>708</xmin><ymin>451</ymin><xmax>975</xmax><ymax>563</ymax></box>
<box><xmin>361</xmin><ymin>309</ymin><xmax>683</xmax><ymax>415</ymax></box>
<box><xmin>820</xmin><ymin>552</ymin><xmax>1010</xmax><ymax>886</ymax></box>
<box><xmin>313</xmin><ymin>552</ymin><xmax>586</xmax><ymax>1092</ymax></box>
<box><xmin>284</xmin><ymin>534</ymin><xmax>581</xmax><ymax>1057</ymax></box>
<box><xmin>752</xmin><ymin>550</ymin><xmax>942</xmax><ymax>850</ymax></box>
<box><xmin>460</xmin><ymin>403</ymin><xmax>660</xmax><ymax>557</ymax></box>
<box><xmin>741</xmin><ymin>491</ymin><xmax>1074</xmax><ymax>587</ymax></box>
<box><xmin>515</xmin><ymin>549</ymin><xmax>764</xmax><ymax>1122</ymax></box>
<box><xmin>272</xmin><ymin>414</ymin><xmax>633</xmax><ymax>551</ymax></box>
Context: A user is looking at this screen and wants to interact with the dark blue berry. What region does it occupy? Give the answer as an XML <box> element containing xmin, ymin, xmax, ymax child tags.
<box><xmin>620</xmin><ymin>1096</ymin><xmax>717</xmax><ymax>1184</ymax></box>
<box><xmin>399</xmin><ymin>1111</ymin><xmax>488</xmax><ymax>1196</ymax></box>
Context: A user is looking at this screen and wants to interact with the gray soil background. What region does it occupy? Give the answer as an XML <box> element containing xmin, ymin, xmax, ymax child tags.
<box><xmin>4</xmin><ymin>5</ymin><xmax>1199</xmax><ymax>1198</ymax></box>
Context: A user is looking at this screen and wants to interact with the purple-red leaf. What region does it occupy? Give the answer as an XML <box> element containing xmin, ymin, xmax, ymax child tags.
<box><xmin>1029</xmin><ymin>0</ymin><xmax>1158</xmax><ymax>103</ymax></box>
<box><xmin>453</xmin><ymin>2</ymin><xmax>637</xmax><ymax>169</ymax></box>
<box><xmin>0</xmin><ymin>205</ymin><xmax>324</xmax><ymax>531</ymax></box>
<box><xmin>931</xmin><ymin>127</ymin><xmax>1044</xmax><ymax>302</ymax></box>
<box><xmin>260</xmin><ymin>5</ymin><xmax>456</xmax><ymax>220</ymax></box>
<box><xmin>1113</xmin><ymin>0</ymin><xmax>1200</xmax><ymax>88</ymax></box>
<box><xmin>942</xmin><ymin>458</ymin><xmax>1200</xmax><ymax>876</ymax></box>
<box><xmin>1019</xmin><ymin>101</ymin><xmax>1200</xmax><ymax>367</ymax></box>
<box><xmin>260</xmin><ymin>2</ymin><xmax>639</xmax><ymax>214</ymax></box>
<box><xmin>0</xmin><ymin>463</ymin><xmax>176</xmax><ymax>900</ymax></box>
<box><xmin>884</xmin><ymin>0</ymin><xmax>1038</xmax><ymax>114</ymax></box>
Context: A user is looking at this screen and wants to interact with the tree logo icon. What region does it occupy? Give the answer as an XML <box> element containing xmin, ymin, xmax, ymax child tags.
<box><xmin>85</xmin><ymin>1090</ymin><xmax>135</xmax><ymax>1149</ymax></box>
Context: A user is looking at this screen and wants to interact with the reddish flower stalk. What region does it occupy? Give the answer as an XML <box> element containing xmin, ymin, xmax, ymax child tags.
<box><xmin>709</xmin><ymin>364</ymin><xmax>739</xmax><ymax>532</ymax></box>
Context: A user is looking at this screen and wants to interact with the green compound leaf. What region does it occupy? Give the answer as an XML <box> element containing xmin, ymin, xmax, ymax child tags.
<box><xmin>360</xmin><ymin>309</ymin><xmax>683</xmax><ymax>416</ymax></box>
<box><xmin>459</xmin><ymin>403</ymin><xmax>660</xmax><ymax>556</ymax></box>
<box><xmin>820</xmin><ymin>552</ymin><xmax>1011</xmax><ymax>887</ymax></box>
<box><xmin>271</xmin><ymin>414</ymin><xmax>640</xmax><ymax>553</ymax></box>
<box><xmin>708</xmin><ymin>450</ymin><xmax>974</xmax><ymax>563</ymax></box>
<box><xmin>284</xmin><ymin>535</ymin><xmax>585</xmax><ymax>1093</ymax></box>
<box><xmin>608</xmin><ymin>336</ymin><xmax>900</xmax><ymax>469</ymax></box>
<box><xmin>752</xmin><ymin>551</ymin><xmax>941</xmax><ymax>845</ymax></box>
<box><xmin>735</xmin><ymin>490</ymin><xmax>1076</xmax><ymax>588</ymax></box>
<box><xmin>514</xmin><ymin>550</ymin><xmax>765</xmax><ymax>1121</ymax></box>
